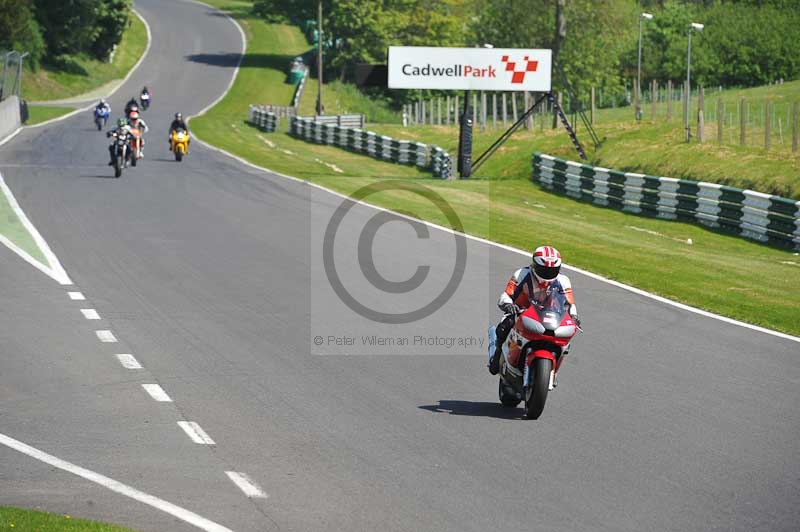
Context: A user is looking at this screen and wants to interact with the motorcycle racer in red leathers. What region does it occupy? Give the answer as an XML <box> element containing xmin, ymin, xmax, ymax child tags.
<box><xmin>488</xmin><ymin>245</ymin><xmax>580</xmax><ymax>376</ymax></box>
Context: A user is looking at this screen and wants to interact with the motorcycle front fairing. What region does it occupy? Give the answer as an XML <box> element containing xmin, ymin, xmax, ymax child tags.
<box><xmin>508</xmin><ymin>289</ymin><xmax>576</xmax><ymax>377</ymax></box>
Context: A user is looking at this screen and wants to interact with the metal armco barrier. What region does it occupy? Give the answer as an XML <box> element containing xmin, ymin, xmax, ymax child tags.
<box><xmin>532</xmin><ymin>153</ymin><xmax>800</xmax><ymax>250</ymax></box>
<box><xmin>248</xmin><ymin>105</ymin><xmax>279</xmax><ymax>132</ymax></box>
<box><xmin>307</xmin><ymin>114</ymin><xmax>365</xmax><ymax>129</ymax></box>
<box><xmin>289</xmin><ymin>116</ymin><xmax>452</xmax><ymax>179</ymax></box>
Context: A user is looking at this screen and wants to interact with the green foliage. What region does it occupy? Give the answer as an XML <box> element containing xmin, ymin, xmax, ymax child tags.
<box><xmin>0</xmin><ymin>0</ymin><xmax>45</xmax><ymax>68</ymax></box>
<box><xmin>252</xmin><ymin>0</ymin><xmax>313</xmax><ymax>23</ymax></box>
<box><xmin>31</xmin><ymin>0</ymin><xmax>131</xmax><ymax>64</ymax></box>
<box><xmin>34</xmin><ymin>0</ymin><xmax>99</xmax><ymax>57</ymax></box>
<box><xmin>91</xmin><ymin>0</ymin><xmax>133</xmax><ymax>60</ymax></box>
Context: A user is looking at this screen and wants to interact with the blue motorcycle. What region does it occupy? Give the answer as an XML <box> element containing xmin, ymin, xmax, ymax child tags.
<box><xmin>94</xmin><ymin>107</ymin><xmax>110</xmax><ymax>130</ymax></box>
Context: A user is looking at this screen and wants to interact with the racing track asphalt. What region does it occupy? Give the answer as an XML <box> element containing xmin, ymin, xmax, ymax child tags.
<box><xmin>1</xmin><ymin>1</ymin><xmax>798</xmax><ymax>531</ymax></box>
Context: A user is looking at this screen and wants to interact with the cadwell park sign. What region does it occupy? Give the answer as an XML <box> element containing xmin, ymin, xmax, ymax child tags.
<box><xmin>387</xmin><ymin>46</ymin><xmax>552</xmax><ymax>92</ymax></box>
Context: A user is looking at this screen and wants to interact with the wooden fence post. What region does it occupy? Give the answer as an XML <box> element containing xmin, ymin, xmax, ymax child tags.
<box><xmin>697</xmin><ymin>86</ymin><xmax>705</xmax><ymax>142</ymax></box>
<box><xmin>591</xmin><ymin>87</ymin><xmax>596</xmax><ymax>125</ymax></box>
<box><xmin>666</xmin><ymin>80</ymin><xmax>673</xmax><ymax>121</ymax></box>
<box><xmin>765</xmin><ymin>100</ymin><xmax>771</xmax><ymax>149</ymax></box>
<box><xmin>492</xmin><ymin>93</ymin><xmax>497</xmax><ymax>128</ymax></box>
<box><xmin>480</xmin><ymin>91</ymin><xmax>486</xmax><ymax>131</ymax></box>
<box><xmin>472</xmin><ymin>92</ymin><xmax>478</xmax><ymax>127</ymax></box>
<box><xmin>525</xmin><ymin>92</ymin><xmax>532</xmax><ymax>130</ymax></box>
<box><xmin>698</xmin><ymin>110</ymin><xmax>705</xmax><ymax>143</ymax></box>
<box><xmin>651</xmin><ymin>80</ymin><xmax>657</xmax><ymax>121</ymax></box>
<box><xmin>512</xmin><ymin>92</ymin><xmax>518</xmax><ymax>124</ymax></box>
<box><xmin>740</xmin><ymin>98</ymin><xmax>747</xmax><ymax>146</ymax></box>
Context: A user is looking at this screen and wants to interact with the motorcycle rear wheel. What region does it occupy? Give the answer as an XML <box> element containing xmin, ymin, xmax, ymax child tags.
<box><xmin>524</xmin><ymin>358</ymin><xmax>551</xmax><ymax>420</ymax></box>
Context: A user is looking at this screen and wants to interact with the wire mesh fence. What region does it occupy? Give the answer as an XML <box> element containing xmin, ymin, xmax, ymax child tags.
<box><xmin>0</xmin><ymin>51</ymin><xmax>28</xmax><ymax>102</ymax></box>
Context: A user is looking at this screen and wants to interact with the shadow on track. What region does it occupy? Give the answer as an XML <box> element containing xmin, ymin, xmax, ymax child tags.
<box><xmin>185</xmin><ymin>52</ymin><xmax>298</xmax><ymax>72</ymax></box>
<box><xmin>418</xmin><ymin>400</ymin><xmax>522</xmax><ymax>420</ymax></box>
<box><xmin>185</xmin><ymin>53</ymin><xmax>241</xmax><ymax>68</ymax></box>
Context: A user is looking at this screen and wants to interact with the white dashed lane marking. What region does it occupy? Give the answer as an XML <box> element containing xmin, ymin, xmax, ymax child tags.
<box><xmin>95</xmin><ymin>330</ymin><xmax>117</xmax><ymax>342</ymax></box>
<box><xmin>142</xmin><ymin>384</ymin><xmax>173</xmax><ymax>402</ymax></box>
<box><xmin>115</xmin><ymin>354</ymin><xmax>143</xmax><ymax>369</ymax></box>
<box><xmin>68</xmin><ymin>291</ymin><xmax>85</xmax><ymax>300</ymax></box>
<box><xmin>80</xmin><ymin>308</ymin><xmax>101</xmax><ymax>320</ymax></box>
<box><xmin>225</xmin><ymin>471</ymin><xmax>267</xmax><ymax>499</ymax></box>
<box><xmin>178</xmin><ymin>422</ymin><xmax>216</xmax><ymax>445</ymax></box>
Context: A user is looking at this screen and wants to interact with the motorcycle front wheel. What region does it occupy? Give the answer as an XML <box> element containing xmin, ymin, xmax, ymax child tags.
<box><xmin>114</xmin><ymin>158</ymin><xmax>122</xmax><ymax>178</ymax></box>
<box><xmin>524</xmin><ymin>357</ymin><xmax>551</xmax><ymax>419</ymax></box>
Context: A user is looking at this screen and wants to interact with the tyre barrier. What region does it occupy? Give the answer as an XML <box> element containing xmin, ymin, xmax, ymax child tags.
<box><xmin>248</xmin><ymin>105</ymin><xmax>280</xmax><ymax>132</ymax></box>
<box><xmin>288</xmin><ymin>116</ymin><xmax>452</xmax><ymax>179</ymax></box>
<box><xmin>532</xmin><ymin>152</ymin><xmax>800</xmax><ymax>250</ymax></box>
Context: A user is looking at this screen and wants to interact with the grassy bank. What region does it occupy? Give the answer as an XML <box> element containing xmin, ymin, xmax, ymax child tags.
<box><xmin>0</xmin><ymin>506</ymin><xmax>138</xmax><ymax>531</ymax></box>
<box><xmin>24</xmin><ymin>105</ymin><xmax>77</xmax><ymax>125</ymax></box>
<box><xmin>193</xmin><ymin>1</ymin><xmax>800</xmax><ymax>336</ymax></box>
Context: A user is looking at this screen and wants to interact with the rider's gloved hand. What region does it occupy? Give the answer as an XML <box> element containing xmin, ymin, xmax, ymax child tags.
<box><xmin>500</xmin><ymin>302</ymin><xmax>516</xmax><ymax>315</ymax></box>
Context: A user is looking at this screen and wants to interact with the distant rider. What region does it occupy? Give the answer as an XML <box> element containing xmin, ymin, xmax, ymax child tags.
<box><xmin>168</xmin><ymin>112</ymin><xmax>190</xmax><ymax>152</ymax></box>
<box><xmin>124</xmin><ymin>97</ymin><xmax>139</xmax><ymax>117</ymax></box>
<box><xmin>94</xmin><ymin>99</ymin><xmax>111</xmax><ymax>125</ymax></box>
<box><xmin>488</xmin><ymin>245</ymin><xmax>580</xmax><ymax>376</ymax></box>
<box><xmin>140</xmin><ymin>86</ymin><xmax>151</xmax><ymax>108</ymax></box>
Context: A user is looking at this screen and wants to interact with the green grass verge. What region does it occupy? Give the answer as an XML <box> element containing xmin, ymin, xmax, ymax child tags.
<box><xmin>0</xmin><ymin>506</ymin><xmax>138</xmax><ymax>531</ymax></box>
<box><xmin>22</xmin><ymin>10</ymin><xmax>147</xmax><ymax>102</ymax></box>
<box><xmin>192</xmin><ymin>1</ymin><xmax>800</xmax><ymax>336</ymax></box>
<box><xmin>0</xmin><ymin>178</ymin><xmax>47</xmax><ymax>265</ymax></box>
<box><xmin>24</xmin><ymin>106</ymin><xmax>77</xmax><ymax>126</ymax></box>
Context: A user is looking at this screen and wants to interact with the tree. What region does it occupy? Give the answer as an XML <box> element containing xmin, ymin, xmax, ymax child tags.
<box><xmin>252</xmin><ymin>0</ymin><xmax>316</xmax><ymax>23</ymax></box>
<box><xmin>0</xmin><ymin>0</ymin><xmax>45</xmax><ymax>67</ymax></box>
<box><xmin>90</xmin><ymin>0</ymin><xmax>132</xmax><ymax>60</ymax></box>
<box><xmin>325</xmin><ymin>0</ymin><xmax>465</xmax><ymax>81</ymax></box>
<box><xmin>34</xmin><ymin>0</ymin><xmax>100</xmax><ymax>58</ymax></box>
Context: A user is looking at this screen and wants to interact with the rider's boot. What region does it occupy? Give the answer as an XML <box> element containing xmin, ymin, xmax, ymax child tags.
<box><xmin>487</xmin><ymin>325</ymin><xmax>500</xmax><ymax>375</ymax></box>
<box><xmin>488</xmin><ymin>347</ymin><xmax>501</xmax><ymax>375</ymax></box>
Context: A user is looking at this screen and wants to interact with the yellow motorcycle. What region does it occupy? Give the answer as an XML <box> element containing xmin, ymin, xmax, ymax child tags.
<box><xmin>170</xmin><ymin>128</ymin><xmax>189</xmax><ymax>162</ymax></box>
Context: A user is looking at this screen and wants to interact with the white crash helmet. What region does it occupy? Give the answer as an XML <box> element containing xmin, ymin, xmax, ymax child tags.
<box><xmin>531</xmin><ymin>245</ymin><xmax>562</xmax><ymax>283</ymax></box>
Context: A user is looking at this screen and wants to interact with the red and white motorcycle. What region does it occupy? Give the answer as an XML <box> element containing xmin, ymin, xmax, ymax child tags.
<box><xmin>489</xmin><ymin>288</ymin><xmax>580</xmax><ymax>419</ymax></box>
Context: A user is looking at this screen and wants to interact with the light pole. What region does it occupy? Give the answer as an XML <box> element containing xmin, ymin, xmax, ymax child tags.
<box><xmin>636</xmin><ymin>12</ymin><xmax>653</xmax><ymax>121</ymax></box>
<box><xmin>685</xmin><ymin>22</ymin><xmax>704</xmax><ymax>142</ymax></box>
<box><xmin>315</xmin><ymin>0</ymin><xmax>324</xmax><ymax>115</ymax></box>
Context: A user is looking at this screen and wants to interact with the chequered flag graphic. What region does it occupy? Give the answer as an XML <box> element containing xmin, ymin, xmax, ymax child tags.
<box><xmin>501</xmin><ymin>55</ymin><xmax>539</xmax><ymax>84</ymax></box>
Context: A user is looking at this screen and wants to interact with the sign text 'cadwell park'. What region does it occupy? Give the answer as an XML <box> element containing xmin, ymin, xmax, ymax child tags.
<box><xmin>387</xmin><ymin>46</ymin><xmax>552</xmax><ymax>91</ymax></box>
